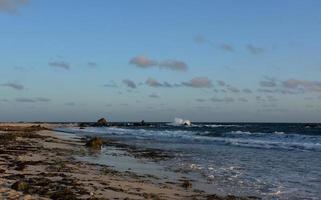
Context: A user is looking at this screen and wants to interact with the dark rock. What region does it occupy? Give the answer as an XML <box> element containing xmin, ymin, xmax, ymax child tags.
<box><xmin>50</xmin><ymin>188</ymin><xmax>78</xmax><ymax>200</ymax></box>
<box><xmin>11</xmin><ymin>181</ymin><xmax>29</xmax><ymax>192</ymax></box>
<box><xmin>14</xmin><ymin>162</ymin><xmax>27</xmax><ymax>171</ymax></box>
<box><xmin>133</xmin><ymin>120</ymin><xmax>150</xmax><ymax>127</ymax></box>
<box><xmin>86</xmin><ymin>137</ymin><xmax>103</xmax><ymax>149</ymax></box>
<box><xmin>79</xmin><ymin>122</ymin><xmax>88</xmax><ymax>128</ymax></box>
<box><xmin>95</xmin><ymin>118</ymin><xmax>108</xmax><ymax>127</ymax></box>
<box><xmin>181</xmin><ymin>180</ymin><xmax>192</xmax><ymax>189</ymax></box>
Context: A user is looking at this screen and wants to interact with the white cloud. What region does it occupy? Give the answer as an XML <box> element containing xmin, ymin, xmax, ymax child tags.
<box><xmin>130</xmin><ymin>56</ymin><xmax>188</xmax><ymax>71</ymax></box>
<box><xmin>182</xmin><ymin>77</ymin><xmax>212</xmax><ymax>88</ymax></box>
<box><xmin>145</xmin><ymin>78</ymin><xmax>172</xmax><ymax>87</ymax></box>
<box><xmin>0</xmin><ymin>0</ymin><xmax>29</xmax><ymax>14</ymax></box>
<box><xmin>1</xmin><ymin>82</ymin><xmax>24</xmax><ymax>90</ymax></box>
<box><xmin>246</xmin><ymin>44</ymin><xmax>264</xmax><ymax>54</ymax></box>
<box><xmin>122</xmin><ymin>79</ymin><xmax>137</xmax><ymax>89</ymax></box>
<box><xmin>49</xmin><ymin>61</ymin><xmax>70</xmax><ymax>70</ymax></box>
<box><xmin>129</xmin><ymin>55</ymin><xmax>158</xmax><ymax>68</ymax></box>
<box><xmin>159</xmin><ymin>60</ymin><xmax>188</xmax><ymax>71</ymax></box>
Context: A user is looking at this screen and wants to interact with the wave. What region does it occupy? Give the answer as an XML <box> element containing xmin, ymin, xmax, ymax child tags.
<box><xmin>171</xmin><ymin>124</ymin><xmax>244</xmax><ymax>128</ymax></box>
<box><xmin>203</xmin><ymin>124</ymin><xmax>243</xmax><ymax>128</ymax></box>
<box><xmin>60</xmin><ymin>127</ymin><xmax>321</xmax><ymax>152</ymax></box>
<box><xmin>223</xmin><ymin>130</ymin><xmax>286</xmax><ymax>136</ymax></box>
<box><xmin>168</xmin><ymin>118</ymin><xmax>192</xmax><ymax>126</ymax></box>
<box><xmin>227</xmin><ymin>131</ymin><xmax>252</xmax><ymax>135</ymax></box>
<box><xmin>68</xmin><ymin>127</ymin><xmax>197</xmax><ymax>139</ymax></box>
<box><xmin>219</xmin><ymin>137</ymin><xmax>321</xmax><ymax>152</ymax></box>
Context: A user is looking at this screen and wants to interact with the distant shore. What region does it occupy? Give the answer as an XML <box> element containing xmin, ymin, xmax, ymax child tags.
<box><xmin>0</xmin><ymin>123</ymin><xmax>253</xmax><ymax>200</ymax></box>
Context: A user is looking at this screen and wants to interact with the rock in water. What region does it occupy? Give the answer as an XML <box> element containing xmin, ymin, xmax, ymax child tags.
<box><xmin>141</xmin><ymin>120</ymin><xmax>145</xmax><ymax>126</ymax></box>
<box><xmin>95</xmin><ymin>118</ymin><xmax>108</xmax><ymax>126</ymax></box>
<box><xmin>86</xmin><ymin>137</ymin><xmax>103</xmax><ymax>149</ymax></box>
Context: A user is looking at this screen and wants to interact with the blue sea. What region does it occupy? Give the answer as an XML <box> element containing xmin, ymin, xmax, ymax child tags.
<box><xmin>58</xmin><ymin>122</ymin><xmax>321</xmax><ymax>200</ymax></box>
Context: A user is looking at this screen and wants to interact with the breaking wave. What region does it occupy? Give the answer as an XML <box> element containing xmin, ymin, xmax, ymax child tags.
<box><xmin>168</xmin><ymin>117</ymin><xmax>192</xmax><ymax>126</ymax></box>
<box><xmin>60</xmin><ymin>126</ymin><xmax>321</xmax><ymax>152</ymax></box>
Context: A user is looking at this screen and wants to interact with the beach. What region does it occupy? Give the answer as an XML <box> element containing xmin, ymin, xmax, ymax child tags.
<box><xmin>2</xmin><ymin>0</ymin><xmax>320</xmax><ymax>199</ymax></box>
<box><xmin>0</xmin><ymin>123</ymin><xmax>250</xmax><ymax>200</ymax></box>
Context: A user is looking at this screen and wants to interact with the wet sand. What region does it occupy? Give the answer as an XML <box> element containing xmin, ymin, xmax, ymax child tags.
<box><xmin>0</xmin><ymin>123</ymin><xmax>254</xmax><ymax>200</ymax></box>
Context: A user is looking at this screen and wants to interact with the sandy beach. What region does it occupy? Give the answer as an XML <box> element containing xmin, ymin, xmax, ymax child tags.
<box><xmin>0</xmin><ymin>123</ymin><xmax>253</xmax><ymax>200</ymax></box>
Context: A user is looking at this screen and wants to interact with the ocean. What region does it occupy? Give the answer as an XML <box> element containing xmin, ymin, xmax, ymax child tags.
<box><xmin>58</xmin><ymin>122</ymin><xmax>321</xmax><ymax>200</ymax></box>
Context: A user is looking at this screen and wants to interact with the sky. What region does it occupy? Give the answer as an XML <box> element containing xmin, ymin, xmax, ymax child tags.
<box><xmin>1</xmin><ymin>0</ymin><xmax>321</xmax><ymax>122</ymax></box>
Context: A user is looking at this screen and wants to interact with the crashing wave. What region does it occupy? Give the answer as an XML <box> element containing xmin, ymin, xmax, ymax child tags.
<box><xmin>170</xmin><ymin>118</ymin><xmax>192</xmax><ymax>126</ymax></box>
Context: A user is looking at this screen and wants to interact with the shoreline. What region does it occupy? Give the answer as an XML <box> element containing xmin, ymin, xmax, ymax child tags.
<box><xmin>0</xmin><ymin>123</ymin><xmax>254</xmax><ymax>200</ymax></box>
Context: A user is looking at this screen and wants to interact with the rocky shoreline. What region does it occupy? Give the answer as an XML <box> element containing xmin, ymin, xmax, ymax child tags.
<box><xmin>0</xmin><ymin>123</ymin><xmax>257</xmax><ymax>200</ymax></box>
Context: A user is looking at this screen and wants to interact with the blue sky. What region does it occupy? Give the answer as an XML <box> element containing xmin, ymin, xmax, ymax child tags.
<box><xmin>1</xmin><ymin>0</ymin><xmax>321</xmax><ymax>122</ymax></box>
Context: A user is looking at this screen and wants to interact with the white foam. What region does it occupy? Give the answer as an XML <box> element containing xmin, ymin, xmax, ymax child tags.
<box><xmin>228</xmin><ymin>131</ymin><xmax>252</xmax><ymax>135</ymax></box>
<box><xmin>273</xmin><ymin>131</ymin><xmax>285</xmax><ymax>135</ymax></box>
<box><xmin>169</xmin><ymin>118</ymin><xmax>192</xmax><ymax>126</ymax></box>
<box><xmin>208</xmin><ymin>175</ymin><xmax>215</xmax><ymax>179</ymax></box>
<box><xmin>204</xmin><ymin>124</ymin><xmax>242</xmax><ymax>128</ymax></box>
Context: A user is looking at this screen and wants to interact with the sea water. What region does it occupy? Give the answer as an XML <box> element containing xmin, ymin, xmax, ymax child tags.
<box><xmin>59</xmin><ymin>123</ymin><xmax>321</xmax><ymax>200</ymax></box>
